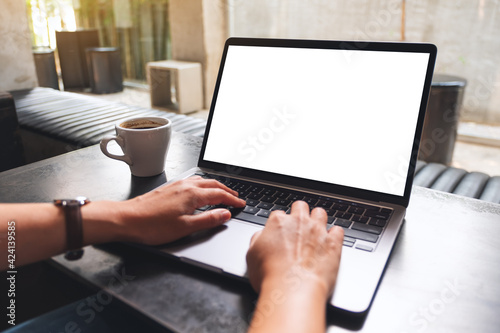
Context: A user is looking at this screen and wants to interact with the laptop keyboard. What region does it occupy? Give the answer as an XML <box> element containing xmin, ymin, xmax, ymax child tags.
<box><xmin>196</xmin><ymin>173</ymin><xmax>393</xmax><ymax>252</ymax></box>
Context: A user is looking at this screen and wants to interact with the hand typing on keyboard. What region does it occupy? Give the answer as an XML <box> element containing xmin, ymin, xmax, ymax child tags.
<box><xmin>123</xmin><ymin>176</ymin><xmax>246</xmax><ymax>245</ymax></box>
<box><xmin>246</xmin><ymin>201</ymin><xmax>344</xmax><ymax>333</ymax></box>
<box><xmin>198</xmin><ymin>172</ymin><xmax>392</xmax><ymax>251</ymax></box>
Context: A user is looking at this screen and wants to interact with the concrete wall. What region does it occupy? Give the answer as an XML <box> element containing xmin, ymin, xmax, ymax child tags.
<box><xmin>229</xmin><ymin>0</ymin><xmax>500</xmax><ymax>124</ymax></box>
<box><xmin>0</xmin><ymin>0</ymin><xmax>38</xmax><ymax>91</ymax></box>
<box><xmin>169</xmin><ymin>0</ymin><xmax>227</xmax><ymax>108</ymax></box>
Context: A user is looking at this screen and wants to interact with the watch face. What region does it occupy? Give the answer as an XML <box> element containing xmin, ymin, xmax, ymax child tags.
<box><xmin>54</xmin><ymin>197</ymin><xmax>90</xmax><ymax>206</ymax></box>
<box><xmin>75</xmin><ymin>196</ymin><xmax>90</xmax><ymax>205</ymax></box>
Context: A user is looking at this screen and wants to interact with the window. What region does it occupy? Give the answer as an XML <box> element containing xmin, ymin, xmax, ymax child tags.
<box><xmin>27</xmin><ymin>0</ymin><xmax>171</xmax><ymax>82</ymax></box>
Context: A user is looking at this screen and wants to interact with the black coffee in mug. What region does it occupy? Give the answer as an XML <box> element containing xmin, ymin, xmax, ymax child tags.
<box><xmin>120</xmin><ymin>119</ymin><xmax>163</xmax><ymax>130</ymax></box>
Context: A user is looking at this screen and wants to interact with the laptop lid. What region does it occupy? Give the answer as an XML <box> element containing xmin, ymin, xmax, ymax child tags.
<box><xmin>199</xmin><ymin>38</ymin><xmax>437</xmax><ymax>207</ymax></box>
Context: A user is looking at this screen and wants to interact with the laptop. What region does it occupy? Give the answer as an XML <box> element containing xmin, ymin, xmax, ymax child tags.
<box><xmin>145</xmin><ymin>38</ymin><xmax>436</xmax><ymax>314</ymax></box>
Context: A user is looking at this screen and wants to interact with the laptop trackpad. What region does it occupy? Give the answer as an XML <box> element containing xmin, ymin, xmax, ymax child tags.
<box><xmin>158</xmin><ymin>219</ymin><xmax>262</xmax><ymax>277</ymax></box>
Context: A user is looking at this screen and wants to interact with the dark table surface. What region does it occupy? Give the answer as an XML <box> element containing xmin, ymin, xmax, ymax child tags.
<box><xmin>1</xmin><ymin>132</ymin><xmax>499</xmax><ymax>332</ymax></box>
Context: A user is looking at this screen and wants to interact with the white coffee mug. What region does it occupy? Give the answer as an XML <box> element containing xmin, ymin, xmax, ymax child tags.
<box><xmin>100</xmin><ymin>117</ymin><xmax>171</xmax><ymax>177</ymax></box>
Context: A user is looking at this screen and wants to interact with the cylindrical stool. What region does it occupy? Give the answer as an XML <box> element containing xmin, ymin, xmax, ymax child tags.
<box><xmin>418</xmin><ymin>74</ymin><xmax>467</xmax><ymax>165</ymax></box>
<box><xmin>33</xmin><ymin>47</ymin><xmax>60</xmax><ymax>90</ymax></box>
<box><xmin>85</xmin><ymin>47</ymin><xmax>123</xmax><ymax>94</ymax></box>
<box><xmin>0</xmin><ymin>92</ymin><xmax>25</xmax><ymax>171</ymax></box>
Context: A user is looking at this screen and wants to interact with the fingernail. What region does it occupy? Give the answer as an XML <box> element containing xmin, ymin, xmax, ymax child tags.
<box><xmin>221</xmin><ymin>210</ymin><xmax>232</xmax><ymax>222</ymax></box>
<box><xmin>333</xmin><ymin>226</ymin><xmax>344</xmax><ymax>235</ymax></box>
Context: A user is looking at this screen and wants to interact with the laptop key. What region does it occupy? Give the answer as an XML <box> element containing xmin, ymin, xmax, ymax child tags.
<box><xmin>249</xmin><ymin>186</ymin><xmax>263</xmax><ymax>193</ymax></box>
<box><xmin>364</xmin><ymin>210</ymin><xmax>391</xmax><ymax>220</ymax></box>
<box><xmin>333</xmin><ymin>203</ymin><xmax>349</xmax><ymax>211</ymax></box>
<box><xmin>261</xmin><ymin>195</ymin><xmax>277</xmax><ymax>203</ymax></box>
<box><xmin>238</xmin><ymin>191</ymin><xmax>250</xmax><ymax>198</ymax></box>
<box><xmin>262</xmin><ymin>189</ymin><xmax>277</xmax><ymax>196</ymax></box>
<box><xmin>324</xmin><ymin>209</ymin><xmax>337</xmax><ymax>216</ymax></box>
<box><xmin>317</xmin><ymin>200</ymin><xmax>333</xmax><ymax>209</ymax></box>
<box><xmin>257</xmin><ymin>210</ymin><xmax>271</xmax><ymax>218</ymax></box>
<box><xmin>334</xmin><ymin>218</ymin><xmax>352</xmax><ymax>228</ymax></box>
<box><xmin>270</xmin><ymin>205</ymin><xmax>288</xmax><ymax>212</ymax></box>
<box><xmin>234</xmin><ymin>183</ymin><xmax>249</xmax><ymax>191</ymax></box>
<box><xmin>228</xmin><ymin>206</ymin><xmax>244</xmax><ymax>216</ymax></box>
<box><xmin>351</xmin><ymin>222</ymin><xmax>383</xmax><ymax>235</ymax></box>
<box><xmin>247</xmin><ymin>193</ymin><xmax>263</xmax><ymax>200</ymax></box>
<box><xmin>256</xmin><ymin>202</ymin><xmax>273</xmax><ymax>210</ymax></box>
<box><xmin>303</xmin><ymin>196</ymin><xmax>318</xmax><ymax>205</ymax></box>
<box><xmin>344</xmin><ymin>236</ymin><xmax>356</xmax><ymax>243</ymax></box>
<box><xmin>368</xmin><ymin>218</ymin><xmax>387</xmax><ymax>228</ymax></box>
<box><xmin>343</xmin><ymin>228</ymin><xmax>379</xmax><ymax>243</ymax></box>
<box><xmin>288</xmin><ymin>194</ymin><xmax>304</xmax><ymax>201</ymax></box>
<box><xmin>349</xmin><ymin>202</ymin><xmax>379</xmax><ymax>211</ymax></box>
<box><xmin>245</xmin><ymin>199</ymin><xmax>260</xmax><ymax>207</ymax></box>
<box><xmin>336</xmin><ymin>211</ymin><xmax>352</xmax><ymax>220</ymax></box>
<box><xmin>233</xmin><ymin>211</ymin><xmax>267</xmax><ymax>226</ymax></box>
<box><xmin>243</xmin><ymin>206</ymin><xmax>260</xmax><ymax>214</ymax></box>
<box><xmin>274</xmin><ymin>191</ymin><xmax>290</xmax><ymax>199</ymax></box>
<box><xmin>355</xmin><ymin>244</ymin><xmax>373</xmax><ymax>252</ymax></box>
<box><xmin>351</xmin><ymin>214</ymin><xmax>369</xmax><ymax>223</ymax></box>
<box><xmin>348</xmin><ymin>206</ymin><xmax>365</xmax><ymax>215</ymax></box>
<box><xmin>275</xmin><ymin>198</ymin><xmax>292</xmax><ymax>206</ymax></box>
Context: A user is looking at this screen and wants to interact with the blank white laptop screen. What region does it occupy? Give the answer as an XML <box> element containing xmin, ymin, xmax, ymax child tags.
<box><xmin>203</xmin><ymin>45</ymin><xmax>430</xmax><ymax>197</ymax></box>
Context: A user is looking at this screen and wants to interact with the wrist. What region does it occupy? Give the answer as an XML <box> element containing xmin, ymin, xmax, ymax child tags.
<box><xmin>252</xmin><ymin>270</ymin><xmax>329</xmax><ymax>333</ymax></box>
<box><xmin>81</xmin><ymin>201</ymin><xmax>130</xmax><ymax>245</ymax></box>
<box><xmin>260</xmin><ymin>269</ymin><xmax>330</xmax><ymax>304</ymax></box>
<box><xmin>261</xmin><ymin>267</ymin><xmax>330</xmax><ymax>302</ymax></box>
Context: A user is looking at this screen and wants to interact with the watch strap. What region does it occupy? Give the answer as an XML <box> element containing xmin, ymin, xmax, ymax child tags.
<box><xmin>54</xmin><ymin>198</ymin><xmax>89</xmax><ymax>260</ymax></box>
<box><xmin>63</xmin><ymin>201</ymin><xmax>84</xmax><ymax>260</ymax></box>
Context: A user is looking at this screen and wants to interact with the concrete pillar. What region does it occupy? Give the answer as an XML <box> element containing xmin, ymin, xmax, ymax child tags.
<box><xmin>169</xmin><ymin>0</ymin><xmax>228</xmax><ymax>108</ymax></box>
<box><xmin>0</xmin><ymin>0</ymin><xmax>38</xmax><ymax>91</ymax></box>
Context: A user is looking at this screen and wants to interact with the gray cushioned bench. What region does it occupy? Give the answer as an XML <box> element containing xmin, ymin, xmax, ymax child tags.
<box><xmin>5</xmin><ymin>87</ymin><xmax>500</xmax><ymax>204</ymax></box>
<box><xmin>10</xmin><ymin>87</ymin><xmax>207</xmax><ymax>147</ymax></box>
<box><xmin>414</xmin><ymin>160</ymin><xmax>500</xmax><ymax>203</ymax></box>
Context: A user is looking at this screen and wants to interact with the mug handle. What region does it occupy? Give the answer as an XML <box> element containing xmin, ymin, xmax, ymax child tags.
<box><xmin>100</xmin><ymin>135</ymin><xmax>132</xmax><ymax>165</ymax></box>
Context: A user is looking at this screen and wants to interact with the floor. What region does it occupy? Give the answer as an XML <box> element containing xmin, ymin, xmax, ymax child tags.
<box><xmin>80</xmin><ymin>85</ymin><xmax>500</xmax><ymax>177</ymax></box>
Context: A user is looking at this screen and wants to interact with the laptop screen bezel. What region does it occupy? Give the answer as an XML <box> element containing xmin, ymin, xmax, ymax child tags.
<box><xmin>198</xmin><ymin>37</ymin><xmax>437</xmax><ymax>208</ymax></box>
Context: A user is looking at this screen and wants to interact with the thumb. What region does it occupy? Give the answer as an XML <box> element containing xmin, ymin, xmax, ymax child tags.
<box><xmin>249</xmin><ymin>229</ymin><xmax>262</xmax><ymax>247</ymax></box>
<box><xmin>185</xmin><ymin>208</ymin><xmax>232</xmax><ymax>231</ymax></box>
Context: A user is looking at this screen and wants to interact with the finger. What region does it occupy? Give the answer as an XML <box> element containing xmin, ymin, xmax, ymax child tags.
<box><xmin>191</xmin><ymin>178</ymin><xmax>239</xmax><ymax>197</ymax></box>
<box><xmin>328</xmin><ymin>225</ymin><xmax>345</xmax><ymax>245</ymax></box>
<box><xmin>184</xmin><ymin>208</ymin><xmax>232</xmax><ymax>231</ymax></box>
<box><xmin>249</xmin><ymin>229</ymin><xmax>262</xmax><ymax>247</ymax></box>
<box><xmin>290</xmin><ymin>200</ymin><xmax>309</xmax><ymax>216</ymax></box>
<box><xmin>268</xmin><ymin>209</ymin><xmax>286</xmax><ymax>219</ymax></box>
<box><xmin>197</xmin><ymin>188</ymin><xmax>247</xmax><ymax>207</ymax></box>
<box><xmin>264</xmin><ymin>209</ymin><xmax>287</xmax><ymax>229</ymax></box>
<box><xmin>310</xmin><ymin>207</ymin><xmax>328</xmax><ymax>225</ymax></box>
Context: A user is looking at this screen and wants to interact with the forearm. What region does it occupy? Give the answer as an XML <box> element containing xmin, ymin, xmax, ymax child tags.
<box><xmin>248</xmin><ymin>277</ymin><xmax>328</xmax><ymax>333</ymax></box>
<box><xmin>0</xmin><ymin>202</ymin><xmax>125</xmax><ymax>270</ymax></box>
<box><xmin>1</xmin><ymin>203</ymin><xmax>64</xmax><ymax>270</ymax></box>
<box><xmin>0</xmin><ymin>177</ymin><xmax>242</xmax><ymax>271</ymax></box>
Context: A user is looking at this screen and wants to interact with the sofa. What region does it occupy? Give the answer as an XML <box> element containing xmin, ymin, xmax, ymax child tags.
<box><xmin>2</xmin><ymin>87</ymin><xmax>499</xmax><ymax>204</ymax></box>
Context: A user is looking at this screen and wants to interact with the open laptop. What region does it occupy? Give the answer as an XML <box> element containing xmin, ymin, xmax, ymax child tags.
<box><xmin>146</xmin><ymin>38</ymin><xmax>436</xmax><ymax>314</ymax></box>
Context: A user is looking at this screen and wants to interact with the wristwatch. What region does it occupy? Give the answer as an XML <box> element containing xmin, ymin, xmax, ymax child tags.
<box><xmin>54</xmin><ymin>197</ymin><xmax>90</xmax><ymax>260</ymax></box>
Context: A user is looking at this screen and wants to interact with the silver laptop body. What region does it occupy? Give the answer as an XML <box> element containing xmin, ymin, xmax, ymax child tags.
<box><xmin>147</xmin><ymin>38</ymin><xmax>437</xmax><ymax>314</ymax></box>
